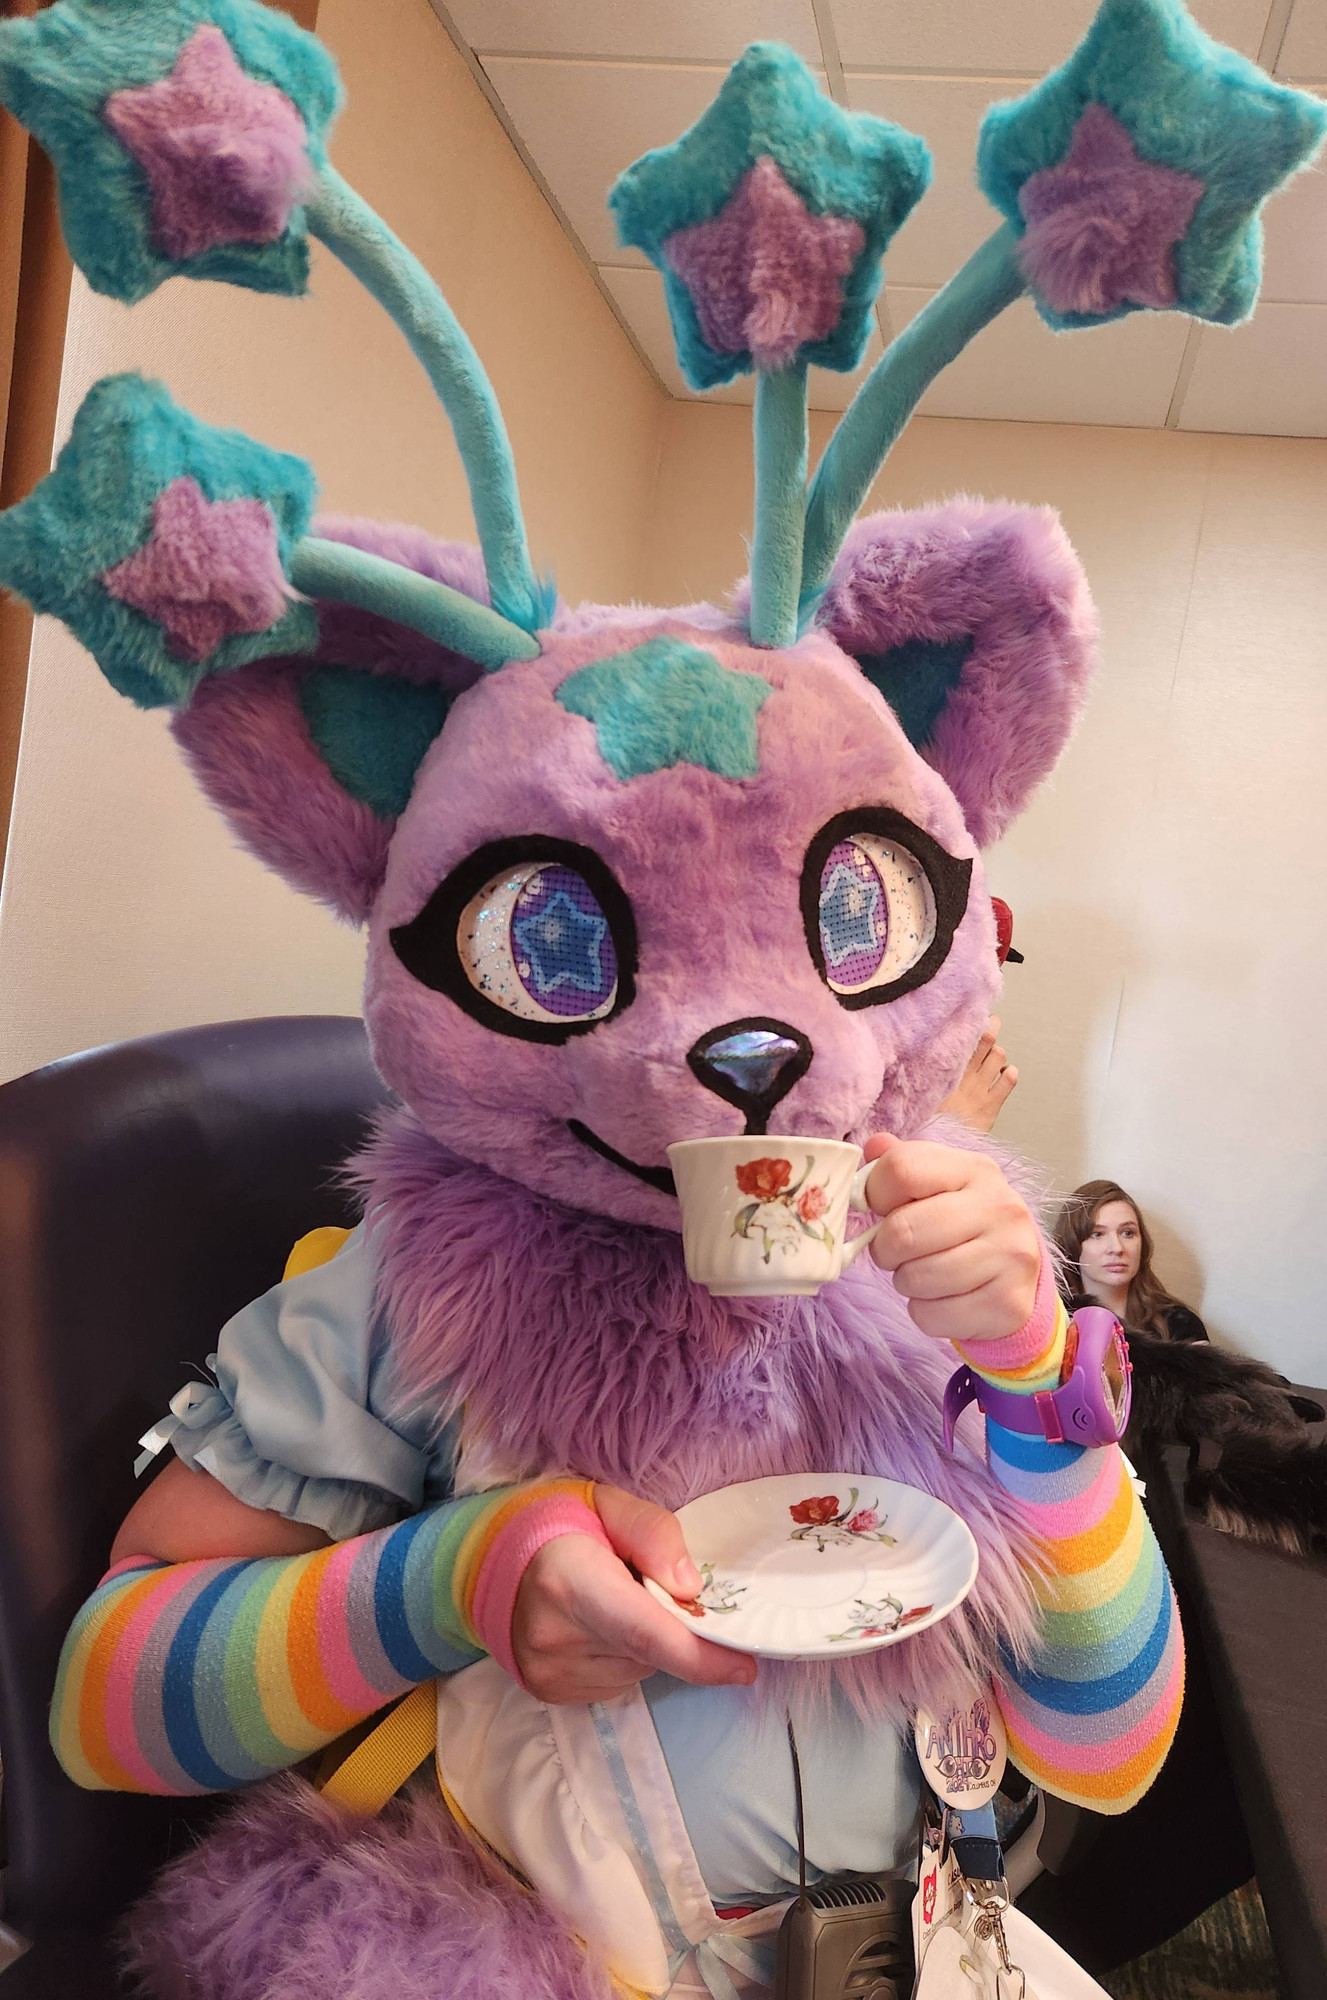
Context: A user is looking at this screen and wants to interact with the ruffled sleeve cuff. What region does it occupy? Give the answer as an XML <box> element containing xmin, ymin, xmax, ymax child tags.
<box><xmin>160</xmin><ymin>1378</ymin><xmax>409</xmax><ymax>1542</ymax></box>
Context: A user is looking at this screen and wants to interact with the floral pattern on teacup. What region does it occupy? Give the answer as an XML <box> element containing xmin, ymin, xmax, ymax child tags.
<box><xmin>676</xmin><ymin>1561</ymin><xmax>747</xmax><ymax>1618</ymax></box>
<box><xmin>788</xmin><ymin>1487</ymin><xmax>897</xmax><ymax>1551</ymax></box>
<box><xmin>828</xmin><ymin>1595</ymin><xmax>933</xmax><ymax>1643</ymax></box>
<box><xmin>732</xmin><ymin>1155</ymin><xmax>835</xmax><ymax>1263</ymax></box>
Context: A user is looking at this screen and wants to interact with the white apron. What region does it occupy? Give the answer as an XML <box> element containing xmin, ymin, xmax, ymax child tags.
<box><xmin>436</xmin><ymin>1659</ymin><xmax>789</xmax><ymax>1999</ymax></box>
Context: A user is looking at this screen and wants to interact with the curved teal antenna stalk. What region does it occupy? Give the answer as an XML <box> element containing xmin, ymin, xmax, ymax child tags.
<box><xmin>799</xmin><ymin>227</ymin><xmax>1025</xmax><ymax>614</ymax></box>
<box><xmin>748</xmin><ymin>363</ymin><xmax>809</xmax><ymax>649</ymax></box>
<box><xmin>306</xmin><ymin>167</ymin><xmax>549</xmax><ymax>637</ymax></box>
<box><xmin>288</xmin><ymin>539</ymin><xmax>541</xmax><ymax>671</ymax></box>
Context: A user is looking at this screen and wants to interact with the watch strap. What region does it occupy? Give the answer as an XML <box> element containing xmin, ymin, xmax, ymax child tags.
<box><xmin>943</xmin><ymin>1360</ymin><xmax>1089</xmax><ymax>1450</ymax></box>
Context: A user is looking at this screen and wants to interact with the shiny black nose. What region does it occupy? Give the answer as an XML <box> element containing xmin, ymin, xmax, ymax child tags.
<box><xmin>687</xmin><ymin>1018</ymin><xmax>813</xmax><ymax>1135</ymax></box>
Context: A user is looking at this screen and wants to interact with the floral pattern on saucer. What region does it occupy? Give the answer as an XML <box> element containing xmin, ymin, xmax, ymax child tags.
<box><xmin>788</xmin><ymin>1487</ymin><xmax>897</xmax><ymax>1552</ymax></box>
<box><xmin>643</xmin><ymin>1472</ymin><xmax>978</xmax><ymax>1660</ymax></box>
<box><xmin>676</xmin><ymin>1561</ymin><xmax>747</xmax><ymax>1619</ymax></box>
<box><xmin>732</xmin><ymin>1154</ymin><xmax>835</xmax><ymax>1263</ymax></box>
<box><xmin>828</xmin><ymin>1595</ymin><xmax>933</xmax><ymax>1644</ymax></box>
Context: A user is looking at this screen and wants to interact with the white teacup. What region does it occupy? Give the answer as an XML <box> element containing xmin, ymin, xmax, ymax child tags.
<box><xmin>667</xmin><ymin>1136</ymin><xmax>882</xmax><ymax>1296</ymax></box>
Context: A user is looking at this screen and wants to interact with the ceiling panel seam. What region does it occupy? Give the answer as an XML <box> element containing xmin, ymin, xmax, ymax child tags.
<box><xmin>1258</xmin><ymin>0</ymin><xmax>1297</xmax><ymax>72</ymax></box>
<box><xmin>809</xmin><ymin>0</ymin><xmax>848</xmax><ymax>103</ymax></box>
<box><xmin>423</xmin><ymin>0</ymin><xmax>669</xmax><ymax>398</ymax></box>
<box><xmin>843</xmin><ymin>67</ymin><xmax>1041</xmax><ymax>83</ymax></box>
<box><xmin>468</xmin><ymin>51</ymin><xmax>732</xmax><ymax>71</ymax></box>
<box><xmin>813</xmin><ymin>0</ymin><xmax>895</xmax><ymax>344</ymax></box>
<box><xmin>1165</xmin><ymin>325</ymin><xmax>1206</xmax><ymax>429</ymax></box>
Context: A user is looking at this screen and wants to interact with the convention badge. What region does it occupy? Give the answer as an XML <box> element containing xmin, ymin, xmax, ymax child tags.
<box><xmin>914</xmin><ymin>1684</ymin><xmax>1006</xmax><ymax>1808</ymax></box>
<box><xmin>913</xmin><ymin>1819</ymin><xmax>964</xmax><ymax>1975</ymax></box>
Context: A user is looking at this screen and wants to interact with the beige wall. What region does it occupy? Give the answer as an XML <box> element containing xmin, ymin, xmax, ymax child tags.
<box><xmin>0</xmin><ymin>0</ymin><xmax>663</xmax><ymax>1077</ymax></box>
<box><xmin>647</xmin><ymin>407</ymin><xmax>1327</xmax><ymax>1383</ymax></box>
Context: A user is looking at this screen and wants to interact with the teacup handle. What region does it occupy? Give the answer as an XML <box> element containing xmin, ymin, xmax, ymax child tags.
<box><xmin>840</xmin><ymin>1160</ymin><xmax>882</xmax><ymax>1269</ymax></box>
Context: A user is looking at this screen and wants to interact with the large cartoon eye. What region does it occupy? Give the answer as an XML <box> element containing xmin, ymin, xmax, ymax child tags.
<box><xmin>817</xmin><ymin>834</ymin><xmax>935</xmax><ymax>992</ymax></box>
<box><xmin>461</xmin><ymin>861</ymin><xmax>616</xmax><ymax>1022</ymax></box>
<box><xmin>801</xmin><ymin>808</ymin><xmax>972</xmax><ymax>1008</ymax></box>
<box><xmin>389</xmin><ymin>837</ymin><xmax>637</xmax><ymax>1043</ymax></box>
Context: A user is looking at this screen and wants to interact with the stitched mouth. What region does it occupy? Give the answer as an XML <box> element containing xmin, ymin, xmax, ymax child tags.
<box><xmin>567</xmin><ymin>1119</ymin><xmax>676</xmax><ymax>1196</ymax></box>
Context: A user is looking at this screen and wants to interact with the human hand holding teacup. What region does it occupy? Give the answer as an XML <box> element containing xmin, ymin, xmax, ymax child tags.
<box><xmin>859</xmin><ymin>1132</ymin><xmax>1041</xmax><ymax>1344</ymax></box>
<box><xmin>669</xmin><ymin>1131</ymin><xmax>1041</xmax><ymax>1333</ymax></box>
<box><xmin>667</xmin><ymin>1136</ymin><xmax>884</xmax><ymax>1296</ymax></box>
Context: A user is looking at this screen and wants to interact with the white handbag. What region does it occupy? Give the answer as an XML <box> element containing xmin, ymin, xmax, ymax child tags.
<box><xmin>912</xmin><ymin>1821</ymin><xmax>1110</xmax><ymax>2000</ymax></box>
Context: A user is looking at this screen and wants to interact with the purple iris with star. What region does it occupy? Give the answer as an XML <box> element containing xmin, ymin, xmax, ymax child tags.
<box><xmin>511</xmin><ymin>866</ymin><xmax>617</xmax><ymax>1019</ymax></box>
<box><xmin>819</xmin><ymin>841</ymin><xmax>887</xmax><ymax>990</ymax></box>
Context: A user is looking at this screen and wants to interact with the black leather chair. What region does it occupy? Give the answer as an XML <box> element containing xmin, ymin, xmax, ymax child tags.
<box><xmin>0</xmin><ymin>1013</ymin><xmax>1261</xmax><ymax>1992</ymax></box>
<box><xmin>0</xmin><ymin>1017</ymin><xmax>390</xmax><ymax>1993</ymax></box>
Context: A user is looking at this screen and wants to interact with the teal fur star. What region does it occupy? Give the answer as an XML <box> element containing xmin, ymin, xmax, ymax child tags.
<box><xmin>978</xmin><ymin>0</ymin><xmax>1327</xmax><ymax>328</ymax></box>
<box><xmin>610</xmin><ymin>42</ymin><xmax>930</xmax><ymax>389</ymax></box>
<box><xmin>0</xmin><ymin>372</ymin><xmax>317</xmax><ymax>707</ymax></box>
<box><xmin>556</xmin><ymin>637</ymin><xmax>772</xmax><ymax>782</ymax></box>
<box><xmin>0</xmin><ymin>0</ymin><xmax>342</xmax><ymax>304</ymax></box>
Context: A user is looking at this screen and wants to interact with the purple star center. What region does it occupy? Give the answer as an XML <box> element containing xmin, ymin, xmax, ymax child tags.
<box><xmin>1017</xmin><ymin>103</ymin><xmax>1205</xmax><ymax>317</ymax></box>
<box><xmin>104</xmin><ymin>24</ymin><xmax>313</xmax><ymax>263</ymax></box>
<box><xmin>664</xmin><ymin>157</ymin><xmax>865</xmax><ymax>371</ymax></box>
<box><xmin>101</xmin><ymin>477</ymin><xmax>291</xmax><ymax>663</ymax></box>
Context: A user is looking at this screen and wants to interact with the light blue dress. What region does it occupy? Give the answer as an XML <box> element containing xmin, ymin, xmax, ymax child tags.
<box><xmin>152</xmin><ymin>1225</ymin><xmax>921</xmax><ymax>1903</ymax></box>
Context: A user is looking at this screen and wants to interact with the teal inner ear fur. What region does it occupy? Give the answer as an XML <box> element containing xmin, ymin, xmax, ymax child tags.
<box><xmin>556</xmin><ymin>636</ymin><xmax>771</xmax><ymax>782</ymax></box>
<box><xmin>299</xmin><ymin>664</ymin><xmax>453</xmax><ymax>818</ymax></box>
<box><xmin>856</xmin><ymin>634</ymin><xmax>975</xmax><ymax>749</ymax></box>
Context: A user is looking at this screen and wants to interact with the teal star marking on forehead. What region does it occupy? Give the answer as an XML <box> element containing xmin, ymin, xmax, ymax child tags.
<box><xmin>555</xmin><ymin>635</ymin><xmax>771</xmax><ymax>782</ymax></box>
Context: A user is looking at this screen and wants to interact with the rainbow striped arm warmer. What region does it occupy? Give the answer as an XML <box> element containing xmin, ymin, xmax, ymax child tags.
<box><xmin>51</xmin><ymin>1477</ymin><xmax>607</xmax><ymax>1795</ymax></box>
<box><xmin>956</xmin><ymin>1264</ymin><xmax>1183</xmax><ymax>1814</ymax></box>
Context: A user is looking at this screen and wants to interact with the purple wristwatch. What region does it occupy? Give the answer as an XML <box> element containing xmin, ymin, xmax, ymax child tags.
<box><xmin>943</xmin><ymin>1305</ymin><xmax>1132</xmax><ymax>1452</ymax></box>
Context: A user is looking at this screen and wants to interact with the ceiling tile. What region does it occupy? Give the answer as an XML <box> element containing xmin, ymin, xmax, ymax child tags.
<box><xmin>831</xmin><ymin>0</ymin><xmax>1269</xmax><ymax>74</ymax></box>
<box><xmin>1277</xmin><ymin>4</ymin><xmax>1327</xmax><ymax>79</ymax></box>
<box><xmin>598</xmin><ymin>264</ymin><xmax>884</xmax><ymax>410</ymax></box>
<box><xmin>1259</xmin><ymin>119</ymin><xmax>1327</xmax><ymax>301</ymax></box>
<box><xmin>845</xmin><ymin>75</ymin><xmax>1028</xmax><ymax>288</ymax></box>
<box><xmin>1176</xmin><ymin>306</ymin><xmax>1327</xmax><ymax>433</ymax></box>
<box><xmin>480</xmin><ymin>58</ymin><xmax>830</xmax><ymax>267</ymax></box>
<box><xmin>446</xmin><ymin>0</ymin><xmax>821</xmax><ymax>64</ymax></box>
<box><xmin>887</xmin><ymin>288</ymin><xmax>1192</xmax><ymax>426</ymax></box>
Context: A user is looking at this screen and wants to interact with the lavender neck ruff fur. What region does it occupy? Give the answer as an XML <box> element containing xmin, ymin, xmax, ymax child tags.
<box><xmin>357</xmin><ymin>1107</ymin><xmax>1041</xmax><ymax>1719</ymax></box>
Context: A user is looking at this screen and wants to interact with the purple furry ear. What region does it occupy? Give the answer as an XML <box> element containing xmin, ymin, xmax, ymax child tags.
<box><xmin>819</xmin><ymin>500</ymin><xmax>1098</xmax><ymax>846</ymax></box>
<box><xmin>171</xmin><ymin>519</ymin><xmax>494</xmax><ymax>924</ymax></box>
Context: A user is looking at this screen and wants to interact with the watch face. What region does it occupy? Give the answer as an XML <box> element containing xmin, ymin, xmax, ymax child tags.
<box><xmin>1103</xmin><ymin>1325</ymin><xmax>1129</xmax><ymax>1427</ymax></box>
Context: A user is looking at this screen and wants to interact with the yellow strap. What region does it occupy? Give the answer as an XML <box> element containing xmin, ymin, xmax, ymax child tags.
<box><xmin>283</xmin><ymin>1224</ymin><xmax>354</xmax><ymax>1282</ymax></box>
<box><xmin>318</xmin><ymin>1682</ymin><xmax>438</xmax><ymax>1816</ymax></box>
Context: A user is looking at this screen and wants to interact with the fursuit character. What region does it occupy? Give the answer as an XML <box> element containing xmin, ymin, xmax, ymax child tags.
<box><xmin>1</xmin><ymin>3</ymin><xmax>1322</xmax><ymax>1996</ymax></box>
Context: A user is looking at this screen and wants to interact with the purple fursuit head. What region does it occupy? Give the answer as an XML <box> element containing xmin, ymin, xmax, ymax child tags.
<box><xmin>19</xmin><ymin>0</ymin><xmax>1324</xmax><ymax>1990</ymax></box>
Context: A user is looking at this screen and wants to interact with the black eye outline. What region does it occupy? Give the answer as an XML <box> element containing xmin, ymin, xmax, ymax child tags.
<box><xmin>389</xmin><ymin>835</ymin><xmax>638</xmax><ymax>1045</ymax></box>
<box><xmin>800</xmin><ymin>807</ymin><xmax>972</xmax><ymax>1009</ymax></box>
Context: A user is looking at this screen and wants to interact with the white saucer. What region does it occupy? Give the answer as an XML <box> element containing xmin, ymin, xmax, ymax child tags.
<box><xmin>644</xmin><ymin>1473</ymin><xmax>978</xmax><ymax>1660</ymax></box>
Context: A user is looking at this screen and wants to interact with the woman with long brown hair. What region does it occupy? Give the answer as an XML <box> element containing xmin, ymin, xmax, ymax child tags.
<box><xmin>1054</xmin><ymin>1180</ymin><xmax>1209</xmax><ymax>1342</ymax></box>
